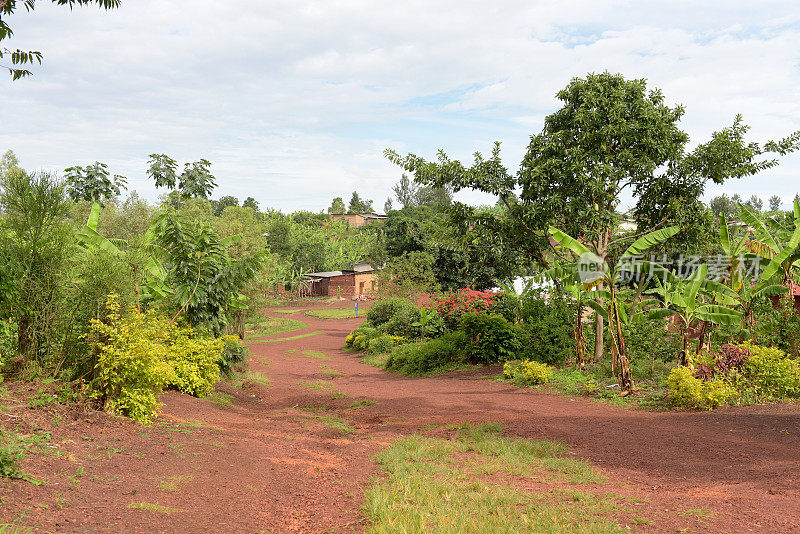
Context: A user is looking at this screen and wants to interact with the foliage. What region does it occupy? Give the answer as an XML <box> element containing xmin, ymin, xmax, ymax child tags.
<box><xmin>64</xmin><ymin>162</ymin><xmax>127</xmax><ymax>204</ymax></box>
<box><xmin>365</xmin><ymin>298</ymin><xmax>416</xmax><ymax>327</ymax></box>
<box><xmin>327</xmin><ymin>197</ymin><xmax>346</xmax><ymax>214</ymax></box>
<box><xmin>460</xmin><ymin>312</ymin><xmax>521</xmax><ymax>363</ymax></box>
<box><xmin>367</xmin><ymin>334</ymin><xmax>405</xmax><ymax>355</ymax></box>
<box><xmin>162</xmin><ymin>331</ymin><xmax>224</xmax><ymax>397</ymax></box>
<box><xmin>345</xmin><ymin>326</ymin><xmax>379</xmax><ymax>351</ymax></box>
<box><xmin>518</xmin><ymin>294</ymin><xmax>575</xmax><ymax>366</ymax></box>
<box><xmin>742</xmin><ymin>343</ymin><xmax>800</xmax><ymax>399</ymax></box>
<box><xmin>147</xmin><ymin>154</ymin><xmax>217</xmax><ymax>199</ymax></box>
<box><xmin>347</xmin><ymin>191</ymin><xmax>373</xmax><ymax>213</ymax></box>
<box><xmin>384</xmin><ymin>331</ymin><xmax>468</xmax><ymax>376</ymax></box>
<box><xmin>432</xmin><ymin>287</ymin><xmax>498</xmax><ymax>330</ymax></box>
<box><xmin>503</xmin><ymin>359</ymin><xmax>552</xmax><ymax>385</ymax></box>
<box><xmin>89</xmin><ymin>297</ymin><xmax>172</xmax><ymax>423</ymax></box>
<box><xmin>377</xmin><ymin>251</ymin><xmax>440</xmax><ymax>297</ymax></box>
<box><xmin>665</xmin><ymin>366</ymin><xmax>736</xmax><ymax>410</ymax></box>
<box><xmin>218</xmin><ymin>335</ymin><xmax>247</xmax><ymax>377</ymax></box>
<box><xmin>0</xmin><ymin>0</ymin><xmax>121</xmax><ymax>80</ymax></box>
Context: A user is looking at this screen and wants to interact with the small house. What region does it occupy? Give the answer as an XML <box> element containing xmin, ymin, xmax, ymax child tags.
<box><xmin>329</xmin><ymin>212</ymin><xmax>388</xmax><ymax>228</ymax></box>
<box><xmin>306</xmin><ymin>263</ymin><xmax>377</xmax><ymax>297</ymax></box>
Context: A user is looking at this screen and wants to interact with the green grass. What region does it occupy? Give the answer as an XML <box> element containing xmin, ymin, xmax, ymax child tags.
<box><xmin>269</xmin><ymin>308</ymin><xmax>301</xmax><ymax>314</ymax></box>
<box><xmin>156</xmin><ymin>475</ymin><xmax>194</xmax><ymax>492</ymax></box>
<box><xmin>363</xmin><ymin>423</ymin><xmax>631</xmax><ymax>533</ymax></box>
<box><xmin>205</xmin><ymin>392</ymin><xmax>235</xmax><ymax>408</ymax></box>
<box><xmin>127</xmin><ymin>502</ymin><xmax>182</xmax><ymax>514</ymax></box>
<box><xmin>251</xmin><ymin>331</ymin><xmax>323</xmax><ymax>344</ymax></box>
<box><xmin>320</xmin><ymin>365</ymin><xmax>344</xmax><ymax>378</ymax></box>
<box><xmin>302</xmin><ymin>350</ymin><xmax>330</xmax><ymax>360</ymax></box>
<box><xmin>360</xmin><ymin>352</ymin><xmax>391</xmax><ymax>368</ymax></box>
<box><xmin>346</xmin><ymin>398</ymin><xmax>376</xmax><ymax>410</ymax></box>
<box><xmin>240</xmin><ymin>371</ymin><xmax>271</xmax><ymax>386</ymax></box>
<box><xmin>298</xmin><ymin>380</ymin><xmax>334</xmax><ymax>390</ymax></box>
<box><xmin>305</xmin><ymin>308</ymin><xmax>360</xmax><ymax>319</ymax></box>
<box><xmin>0</xmin><ymin>525</ymin><xmax>35</xmax><ymax>534</ymax></box>
<box><xmin>312</xmin><ymin>414</ymin><xmax>356</xmax><ymax>435</ymax></box>
<box><xmin>245</xmin><ymin>316</ymin><xmax>308</xmax><ymax>339</ymax></box>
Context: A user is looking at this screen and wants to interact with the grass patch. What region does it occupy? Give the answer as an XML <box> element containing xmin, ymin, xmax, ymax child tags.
<box><xmin>205</xmin><ymin>392</ymin><xmax>235</xmax><ymax>409</ymax></box>
<box><xmin>245</xmin><ymin>316</ymin><xmax>308</xmax><ymax>339</ymax></box>
<box><xmin>127</xmin><ymin>502</ymin><xmax>181</xmax><ymax>514</ymax></box>
<box><xmin>0</xmin><ymin>427</ymin><xmax>49</xmax><ymax>484</ymax></box>
<box><xmin>240</xmin><ymin>371</ymin><xmax>271</xmax><ymax>386</ymax></box>
<box><xmin>156</xmin><ymin>475</ymin><xmax>194</xmax><ymax>492</ymax></box>
<box><xmin>305</xmin><ymin>308</ymin><xmax>359</xmax><ymax>319</ymax></box>
<box><xmin>346</xmin><ymin>398</ymin><xmax>376</xmax><ymax>410</ymax></box>
<box><xmin>298</xmin><ymin>380</ymin><xmax>334</xmax><ymax>390</ymax></box>
<box><xmin>302</xmin><ymin>350</ymin><xmax>330</xmax><ymax>360</ymax></box>
<box><xmin>251</xmin><ymin>331</ymin><xmax>323</xmax><ymax>344</ymax></box>
<box><xmin>364</xmin><ymin>423</ymin><xmax>629</xmax><ymax>533</ymax></box>
<box><xmin>360</xmin><ymin>352</ymin><xmax>390</xmax><ymax>368</ymax></box>
<box><xmin>312</xmin><ymin>414</ymin><xmax>356</xmax><ymax>435</ymax></box>
<box><xmin>329</xmin><ymin>392</ymin><xmax>348</xmax><ymax>400</ymax></box>
<box><xmin>320</xmin><ymin>365</ymin><xmax>344</xmax><ymax>378</ymax></box>
<box><xmin>269</xmin><ymin>308</ymin><xmax>300</xmax><ymax>314</ymax></box>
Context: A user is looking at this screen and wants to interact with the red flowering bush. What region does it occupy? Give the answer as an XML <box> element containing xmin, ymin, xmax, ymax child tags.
<box><xmin>432</xmin><ymin>287</ymin><xmax>499</xmax><ymax>330</ymax></box>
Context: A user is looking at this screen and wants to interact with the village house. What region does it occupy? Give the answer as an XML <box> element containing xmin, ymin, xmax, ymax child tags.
<box><xmin>328</xmin><ymin>212</ymin><xmax>388</xmax><ymax>228</ymax></box>
<box><xmin>306</xmin><ymin>262</ymin><xmax>377</xmax><ymax>297</ymax></box>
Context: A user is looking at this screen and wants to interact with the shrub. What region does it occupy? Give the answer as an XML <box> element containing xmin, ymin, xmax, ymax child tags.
<box><xmin>383</xmin><ymin>305</ymin><xmax>421</xmax><ymax>338</ymax></box>
<box><xmin>503</xmin><ymin>359</ymin><xmax>552</xmax><ymax>385</ymax></box>
<box><xmin>89</xmin><ymin>296</ymin><xmax>173</xmax><ymax>423</ymax></box>
<box><xmin>219</xmin><ymin>335</ymin><xmax>247</xmax><ymax>377</ymax></box>
<box><xmin>742</xmin><ymin>343</ymin><xmax>800</xmax><ymax>399</ymax></box>
<box><xmin>460</xmin><ymin>313</ymin><xmax>521</xmax><ymax>363</ymax></box>
<box><xmin>346</xmin><ymin>326</ymin><xmax>380</xmax><ymax>351</ymax></box>
<box><xmin>368</xmin><ymin>335</ymin><xmax>405</xmax><ymax>355</ymax></box>
<box><xmin>366</xmin><ymin>298</ymin><xmax>415</xmax><ymax>327</ymax></box>
<box><xmin>665</xmin><ymin>366</ymin><xmax>736</xmax><ymax>410</ymax></box>
<box><xmin>433</xmin><ymin>288</ymin><xmax>498</xmax><ymax>330</ymax></box>
<box><xmin>163</xmin><ymin>330</ymin><xmax>224</xmax><ymax>397</ymax></box>
<box><xmin>518</xmin><ymin>295</ymin><xmax>575</xmax><ymax>366</ymax></box>
<box><xmin>385</xmin><ymin>331</ymin><xmax>468</xmax><ymax>376</ymax></box>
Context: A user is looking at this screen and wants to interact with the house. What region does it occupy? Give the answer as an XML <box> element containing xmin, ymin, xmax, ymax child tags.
<box><xmin>306</xmin><ymin>263</ymin><xmax>377</xmax><ymax>297</ymax></box>
<box><xmin>329</xmin><ymin>212</ymin><xmax>388</xmax><ymax>228</ymax></box>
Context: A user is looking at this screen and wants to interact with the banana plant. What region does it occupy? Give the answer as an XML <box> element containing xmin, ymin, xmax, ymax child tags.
<box><xmin>647</xmin><ymin>264</ymin><xmax>743</xmax><ymax>365</ymax></box>
<box><xmin>739</xmin><ymin>201</ymin><xmax>800</xmax><ymax>293</ymax></box>
<box><xmin>548</xmin><ymin>225</ymin><xmax>680</xmax><ymax>393</ymax></box>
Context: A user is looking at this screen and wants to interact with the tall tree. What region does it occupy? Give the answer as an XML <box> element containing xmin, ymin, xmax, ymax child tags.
<box><xmin>347</xmin><ymin>191</ymin><xmax>373</xmax><ymax>213</ymax></box>
<box><xmin>212</xmin><ymin>195</ymin><xmax>238</xmax><ymax>217</ymax></box>
<box><xmin>387</xmin><ymin>71</ymin><xmax>800</xmax><ymax>359</ymax></box>
<box><xmin>147</xmin><ymin>154</ymin><xmax>217</xmax><ymax>200</ymax></box>
<box><xmin>384</xmin><ymin>197</ymin><xmax>393</xmax><ymax>213</ymax></box>
<box><xmin>1</xmin><ymin>0</ymin><xmax>121</xmax><ymax>80</ymax></box>
<box><xmin>242</xmin><ymin>196</ymin><xmax>259</xmax><ymax>212</ymax></box>
<box><xmin>327</xmin><ymin>196</ymin><xmax>346</xmax><ymax>214</ymax></box>
<box><xmin>0</xmin><ymin>149</ymin><xmax>19</xmax><ymax>176</ymax></box>
<box><xmin>64</xmin><ymin>161</ymin><xmax>127</xmax><ymax>204</ymax></box>
<box><xmin>769</xmin><ymin>195</ymin><xmax>782</xmax><ymax>212</ymax></box>
<box><xmin>744</xmin><ymin>195</ymin><xmax>763</xmax><ymax>212</ymax></box>
<box><xmin>392</xmin><ymin>174</ymin><xmax>418</xmax><ymax>208</ymax></box>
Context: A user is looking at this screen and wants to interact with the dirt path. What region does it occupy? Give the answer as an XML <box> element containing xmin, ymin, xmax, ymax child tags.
<box><xmin>3</xmin><ymin>300</ymin><xmax>800</xmax><ymax>533</ymax></box>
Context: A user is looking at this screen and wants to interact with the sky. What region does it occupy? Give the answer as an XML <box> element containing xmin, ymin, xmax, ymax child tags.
<box><xmin>2</xmin><ymin>0</ymin><xmax>800</xmax><ymax>212</ymax></box>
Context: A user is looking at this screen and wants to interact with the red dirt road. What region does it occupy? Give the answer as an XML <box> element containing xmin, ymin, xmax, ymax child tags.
<box><xmin>2</xmin><ymin>300</ymin><xmax>800</xmax><ymax>533</ymax></box>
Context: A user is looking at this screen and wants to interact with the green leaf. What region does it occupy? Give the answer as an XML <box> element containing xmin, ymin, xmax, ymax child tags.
<box><xmin>548</xmin><ymin>226</ymin><xmax>592</xmax><ymax>257</ymax></box>
<box><xmin>584</xmin><ymin>299</ymin><xmax>609</xmax><ymax>321</ymax></box>
<box><xmin>695</xmin><ymin>304</ymin><xmax>743</xmax><ymax>326</ymax></box>
<box><xmin>647</xmin><ymin>308</ymin><xmax>675</xmax><ymax>321</ymax></box>
<box><xmin>739</xmin><ymin>203</ymin><xmax>779</xmax><ymax>255</ymax></box>
<box><xmin>620</xmin><ymin>226</ymin><xmax>680</xmax><ymax>259</ymax></box>
<box><xmin>720</xmin><ymin>215</ymin><xmax>730</xmax><ymax>255</ymax></box>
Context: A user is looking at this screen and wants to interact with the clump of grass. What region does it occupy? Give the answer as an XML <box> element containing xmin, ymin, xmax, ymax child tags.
<box><xmin>364</xmin><ymin>423</ymin><xmax>628</xmax><ymax>533</ymax></box>
<box><xmin>302</xmin><ymin>350</ymin><xmax>330</xmax><ymax>360</ymax></box>
<box><xmin>205</xmin><ymin>392</ymin><xmax>235</xmax><ymax>408</ymax></box>
<box><xmin>251</xmin><ymin>331</ymin><xmax>323</xmax><ymax>344</ymax></box>
<box><xmin>269</xmin><ymin>308</ymin><xmax>300</xmax><ymax>314</ymax></box>
<box><xmin>360</xmin><ymin>353</ymin><xmax>390</xmax><ymax>368</ymax></box>
<box><xmin>320</xmin><ymin>366</ymin><xmax>344</xmax><ymax>378</ymax></box>
<box><xmin>127</xmin><ymin>502</ymin><xmax>182</xmax><ymax>514</ymax></box>
<box><xmin>241</xmin><ymin>371</ymin><xmax>271</xmax><ymax>386</ymax></box>
<box><xmin>156</xmin><ymin>475</ymin><xmax>194</xmax><ymax>492</ymax></box>
<box><xmin>329</xmin><ymin>392</ymin><xmax>348</xmax><ymax>400</ymax></box>
<box><xmin>312</xmin><ymin>414</ymin><xmax>356</xmax><ymax>435</ymax></box>
<box><xmin>298</xmin><ymin>380</ymin><xmax>334</xmax><ymax>390</ymax></box>
<box><xmin>346</xmin><ymin>398</ymin><xmax>376</xmax><ymax>410</ymax></box>
<box><xmin>305</xmin><ymin>308</ymin><xmax>359</xmax><ymax>319</ymax></box>
<box><xmin>245</xmin><ymin>317</ymin><xmax>307</xmax><ymax>339</ymax></box>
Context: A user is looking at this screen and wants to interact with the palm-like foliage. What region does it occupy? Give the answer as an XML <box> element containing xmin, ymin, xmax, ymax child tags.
<box><xmin>739</xmin><ymin>201</ymin><xmax>800</xmax><ymax>291</ymax></box>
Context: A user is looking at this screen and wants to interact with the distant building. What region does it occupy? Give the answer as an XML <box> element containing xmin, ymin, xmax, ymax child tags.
<box><xmin>306</xmin><ymin>262</ymin><xmax>377</xmax><ymax>297</ymax></box>
<box><xmin>329</xmin><ymin>212</ymin><xmax>388</xmax><ymax>228</ymax></box>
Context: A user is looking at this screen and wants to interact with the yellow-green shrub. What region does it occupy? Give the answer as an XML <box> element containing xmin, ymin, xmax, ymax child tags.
<box><xmin>367</xmin><ymin>335</ymin><xmax>405</xmax><ymax>355</ymax></box>
<box><xmin>741</xmin><ymin>342</ymin><xmax>800</xmax><ymax>398</ymax></box>
<box><xmin>665</xmin><ymin>366</ymin><xmax>736</xmax><ymax>410</ymax></box>
<box><xmin>89</xmin><ymin>296</ymin><xmax>173</xmax><ymax>423</ymax></box>
<box><xmin>503</xmin><ymin>359</ymin><xmax>552</xmax><ymax>385</ymax></box>
<box><xmin>163</xmin><ymin>330</ymin><xmax>224</xmax><ymax>397</ymax></box>
<box><xmin>219</xmin><ymin>334</ymin><xmax>247</xmax><ymax>377</ymax></box>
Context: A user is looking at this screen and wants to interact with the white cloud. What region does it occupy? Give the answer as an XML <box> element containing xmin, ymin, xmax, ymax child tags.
<box><xmin>1</xmin><ymin>0</ymin><xmax>799</xmax><ymax>210</ymax></box>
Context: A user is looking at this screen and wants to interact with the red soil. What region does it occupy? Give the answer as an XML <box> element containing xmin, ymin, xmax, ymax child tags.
<box><xmin>2</xmin><ymin>299</ymin><xmax>799</xmax><ymax>533</ymax></box>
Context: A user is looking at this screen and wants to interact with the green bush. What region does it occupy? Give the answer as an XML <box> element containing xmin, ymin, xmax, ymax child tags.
<box><xmin>368</xmin><ymin>335</ymin><xmax>405</xmax><ymax>355</ymax></box>
<box><xmin>460</xmin><ymin>313</ymin><xmax>521</xmax><ymax>363</ymax></box>
<box><xmin>385</xmin><ymin>331</ymin><xmax>468</xmax><ymax>376</ymax></box>
<box><xmin>163</xmin><ymin>330</ymin><xmax>224</xmax><ymax>397</ymax></box>
<box><xmin>383</xmin><ymin>305</ymin><xmax>421</xmax><ymax>338</ymax></box>
<box><xmin>665</xmin><ymin>366</ymin><xmax>736</xmax><ymax>410</ymax></box>
<box><xmin>503</xmin><ymin>359</ymin><xmax>552</xmax><ymax>385</ymax></box>
<box><xmin>518</xmin><ymin>295</ymin><xmax>574</xmax><ymax>365</ymax></box>
<box><xmin>219</xmin><ymin>335</ymin><xmax>248</xmax><ymax>377</ymax></box>
<box><xmin>742</xmin><ymin>343</ymin><xmax>800</xmax><ymax>398</ymax></box>
<box><xmin>366</xmin><ymin>298</ymin><xmax>416</xmax><ymax>327</ymax></box>
<box><xmin>89</xmin><ymin>297</ymin><xmax>173</xmax><ymax>423</ymax></box>
<box><xmin>346</xmin><ymin>326</ymin><xmax>380</xmax><ymax>351</ymax></box>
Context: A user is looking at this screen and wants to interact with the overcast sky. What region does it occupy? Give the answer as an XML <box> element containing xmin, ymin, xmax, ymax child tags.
<box><xmin>2</xmin><ymin>1</ymin><xmax>799</xmax><ymax>212</ymax></box>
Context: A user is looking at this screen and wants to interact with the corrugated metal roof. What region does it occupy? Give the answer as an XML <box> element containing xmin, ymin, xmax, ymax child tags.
<box><xmin>306</xmin><ymin>271</ymin><xmax>348</xmax><ymax>278</ymax></box>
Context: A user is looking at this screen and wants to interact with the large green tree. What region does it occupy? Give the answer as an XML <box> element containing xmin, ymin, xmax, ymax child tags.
<box><xmin>387</xmin><ymin>71</ymin><xmax>800</xmax><ymax>358</ymax></box>
<box><xmin>1</xmin><ymin>0</ymin><xmax>120</xmax><ymax>79</ymax></box>
<box><xmin>147</xmin><ymin>154</ymin><xmax>217</xmax><ymax>200</ymax></box>
<box><xmin>64</xmin><ymin>161</ymin><xmax>127</xmax><ymax>204</ymax></box>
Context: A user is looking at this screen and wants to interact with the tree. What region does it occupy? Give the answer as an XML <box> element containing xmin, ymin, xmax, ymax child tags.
<box><xmin>769</xmin><ymin>195</ymin><xmax>782</xmax><ymax>212</ymax></box>
<box><xmin>392</xmin><ymin>174</ymin><xmax>418</xmax><ymax>208</ymax></box>
<box><xmin>0</xmin><ymin>149</ymin><xmax>19</xmax><ymax>176</ymax></box>
<box><xmin>327</xmin><ymin>196</ymin><xmax>346</xmax><ymax>214</ymax></box>
<box><xmin>384</xmin><ymin>197</ymin><xmax>393</xmax><ymax>213</ymax></box>
<box><xmin>710</xmin><ymin>193</ymin><xmax>742</xmax><ymax>221</ymax></box>
<box><xmin>1</xmin><ymin>0</ymin><xmax>120</xmax><ymax>80</ymax></box>
<box><xmin>347</xmin><ymin>191</ymin><xmax>373</xmax><ymax>213</ymax></box>
<box><xmin>744</xmin><ymin>195</ymin><xmax>763</xmax><ymax>212</ymax></box>
<box><xmin>212</xmin><ymin>195</ymin><xmax>238</xmax><ymax>217</ymax></box>
<box><xmin>387</xmin><ymin>71</ymin><xmax>800</xmax><ymax>360</ymax></box>
<box><xmin>64</xmin><ymin>161</ymin><xmax>127</xmax><ymax>204</ymax></box>
<box><xmin>392</xmin><ymin>173</ymin><xmax>451</xmax><ymax>208</ymax></box>
<box><xmin>147</xmin><ymin>154</ymin><xmax>217</xmax><ymax>199</ymax></box>
<box><xmin>242</xmin><ymin>196</ymin><xmax>259</xmax><ymax>212</ymax></box>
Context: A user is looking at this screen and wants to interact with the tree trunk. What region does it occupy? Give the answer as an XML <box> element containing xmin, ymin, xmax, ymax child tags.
<box><xmin>679</xmin><ymin>332</ymin><xmax>689</xmax><ymax>367</ymax></box>
<box><xmin>574</xmin><ymin>302</ymin><xmax>588</xmax><ymax>367</ymax></box>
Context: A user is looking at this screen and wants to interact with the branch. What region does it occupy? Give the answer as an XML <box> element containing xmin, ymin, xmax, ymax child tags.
<box><xmin>606</xmin><ymin>216</ymin><xmax>669</xmax><ymax>248</ymax></box>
